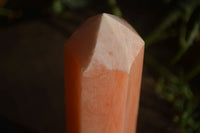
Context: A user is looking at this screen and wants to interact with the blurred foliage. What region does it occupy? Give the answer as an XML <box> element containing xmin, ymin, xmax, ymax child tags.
<box><xmin>145</xmin><ymin>54</ymin><xmax>200</xmax><ymax>133</ymax></box>
<box><xmin>145</xmin><ymin>0</ymin><xmax>200</xmax><ymax>63</ymax></box>
<box><xmin>52</xmin><ymin>0</ymin><xmax>122</xmax><ymax>16</ymax></box>
<box><xmin>145</xmin><ymin>0</ymin><xmax>200</xmax><ymax>132</ymax></box>
<box><xmin>52</xmin><ymin>0</ymin><xmax>91</xmax><ymax>14</ymax></box>
<box><xmin>107</xmin><ymin>0</ymin><xmax>122</xmax><ymax>17</ymax></box>
<box><xmin>0</xmin><ymin>0</ymin><xmax>22</xmax><ymax>21</ymax></box>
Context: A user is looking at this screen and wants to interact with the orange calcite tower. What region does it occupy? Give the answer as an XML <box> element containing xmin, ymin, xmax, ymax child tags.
<box><xmin>64</xmin><ymin>13</ymin><xmax>144</xmax><ymax>133</ymax></box>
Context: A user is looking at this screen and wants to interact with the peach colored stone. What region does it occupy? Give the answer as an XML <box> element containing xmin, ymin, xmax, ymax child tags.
<box><xmin>64</xmin><ymin>13</ymin><xmax>144</xmax><ymax>133</ymax></box>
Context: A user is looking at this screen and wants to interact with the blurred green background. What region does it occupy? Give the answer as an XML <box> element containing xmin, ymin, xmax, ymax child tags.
<box><xmin>0</xmin><ymin>0</ymin><xmax>200</xmax><ymax>133</ymax></box>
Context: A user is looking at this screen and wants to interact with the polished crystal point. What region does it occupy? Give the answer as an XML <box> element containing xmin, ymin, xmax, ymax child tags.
<box><xmin>64</xmin><ymin>13</ymin><xmax>144</xmax><ymax>133</ymax></box>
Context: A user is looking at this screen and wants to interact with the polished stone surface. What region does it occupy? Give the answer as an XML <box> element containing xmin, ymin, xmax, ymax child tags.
<box><xmin>64</xmin><ymin>13</ymin><xmax>144</xmax><ymax>133</ymax></box>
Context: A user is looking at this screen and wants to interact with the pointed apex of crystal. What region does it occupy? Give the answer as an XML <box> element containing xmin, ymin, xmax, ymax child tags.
<box><xmin>65</xmin><ymin>13</ymin><xmax>144</xmax><ymax>73</ymax></box>
<box><xmin>84</xmin><ymin>13</ymin><xmax>144</xmax><ymax>74</ymax></box>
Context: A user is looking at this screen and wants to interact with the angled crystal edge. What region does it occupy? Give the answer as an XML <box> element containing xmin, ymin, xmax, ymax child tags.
<box><xmin>83</xmin><ymin>13</ymin><xmax>145</xmax><ymax>74</ymax></box>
